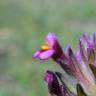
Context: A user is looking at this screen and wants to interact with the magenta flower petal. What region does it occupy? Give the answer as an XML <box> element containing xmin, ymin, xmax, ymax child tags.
<box><xmin>75</xmin><ymin>51</ymin><xmax>81</xmax><ymax>62</ymax></box>
<box><xmin>45</xmin><ymin>32</ymin><xmax>57</xmax><ymax>46</ymax></box>
<box><xmin>39</xmin><ymin>49</ymin><xmax>55</xmax><ymax>60</ymax></box>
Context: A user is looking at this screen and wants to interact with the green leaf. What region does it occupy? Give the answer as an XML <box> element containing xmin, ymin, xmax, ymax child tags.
<box><xmin>77</xmin><ymin>84</ymin><xmax>87</xmax><ymax>96</ymax></box>
<box><xmin>88</xmin><ymin>48</ymin><xmax>95</xmax><ymax>64</ymax></box>
<box><xmin>89</xmin><ymin>64</ymin><xmax>96</xmax><ymax>78</ymax></box>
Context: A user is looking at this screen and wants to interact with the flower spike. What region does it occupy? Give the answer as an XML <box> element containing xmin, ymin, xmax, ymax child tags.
<box><xmin>33</xmin><ymin>33</ymin><xmax>63</xmax><ymax>60</ymax></box>
<box><xmin>33</xmin><ymin>32</ymin><xmax>96</xmax><ymax>96</ymax></box>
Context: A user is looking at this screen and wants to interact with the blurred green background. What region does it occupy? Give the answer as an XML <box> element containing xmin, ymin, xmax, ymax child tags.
<box><xmin>0</xmin><ymin>0</ymin><xmax>96</xmax><ymax>96</ymax></box>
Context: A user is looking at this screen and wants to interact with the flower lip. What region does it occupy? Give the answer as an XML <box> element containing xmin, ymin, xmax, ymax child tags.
<box><xmin>39</xmin><ymin>49</ymin><xmax>55</xmax><ymax>60</ymax></box>
<box><xmin>33</xmin><ymin>49</ymin><xmax>55</xmax><ymax>60</ymax></box>
<box><xmin>32</xmin><ymin>50</ymin><xmax>41</xmax><ymax>59</ymax></box>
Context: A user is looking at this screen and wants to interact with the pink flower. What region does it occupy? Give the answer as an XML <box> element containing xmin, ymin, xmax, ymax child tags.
<box><xmin>33</xmin><ymin>33</ymin><xmax>63</xmax><ymax>60</ymax></box>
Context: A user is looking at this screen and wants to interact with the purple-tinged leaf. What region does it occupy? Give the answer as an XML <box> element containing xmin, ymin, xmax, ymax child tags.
<box><xmin>79</xmin><ymin>39</ymin><xmax>88</xmax><ymax>64</ymax></box>
<box><xmin>68</xmin><ymin>47</ymin><xmax>81</xmax><ymax>77</ymax></box>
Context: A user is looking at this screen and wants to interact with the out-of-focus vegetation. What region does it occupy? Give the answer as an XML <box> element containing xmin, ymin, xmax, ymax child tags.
<box><xmin>0</xmin><ymin>0</ymin><xmax>96</xmax><ymax>96</ymax></box>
